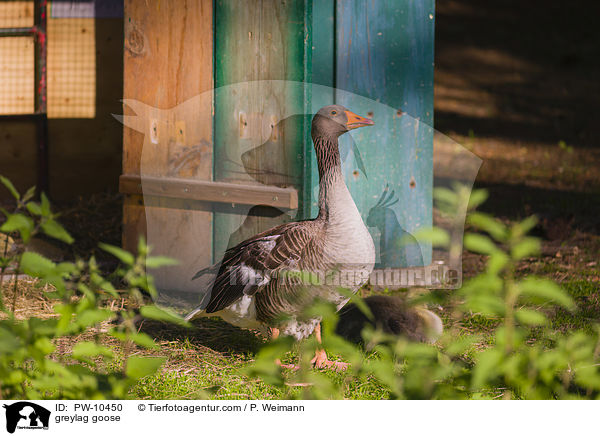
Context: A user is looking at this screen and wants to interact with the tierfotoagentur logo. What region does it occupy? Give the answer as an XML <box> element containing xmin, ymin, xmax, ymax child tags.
<box><xmin>2</xmin><ymin>402</ymin><xmax>51</xmax><ymax>433</ymax></box>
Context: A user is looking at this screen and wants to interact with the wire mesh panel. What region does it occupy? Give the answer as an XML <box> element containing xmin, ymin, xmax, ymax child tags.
<box><xmin>47</xmin><ymin>14</ymin><xmax>95</xmax><ymax>118</ymax></box>
<box><xmin>0</xmin><ymin>36</ymin><xmax>35</xmax><ymax>114</ymax></box>
<box><xmin>0</xmin><ymin>1</ymin><xmax>36</xmax><ymax>114</ymax></box>
<box><xmin>0</xmin><ymin>1</ymin><xmax>98</xmax><ymax>118</ymax></box>
<box><xmin>0</xmin><ymin>1</ymin><xmax>34</xmax><ymax>28</ymax></box>
<box><xmin>47</xmin><ymin>1</ymin><xmax>96</xmax><ymax>118</ymax></box>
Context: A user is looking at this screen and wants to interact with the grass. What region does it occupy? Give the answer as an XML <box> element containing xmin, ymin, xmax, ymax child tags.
<box><xmin>1</xmin><ymin>203</ymin><xmax>598</xmax><ymax>400</ymax></box>
<box><xmin>129</xmin><ymin>320</ymin><xmax>393</xmax><ymax>400</ymax></box>
<box><xmin>2</xmin><ymin>268</ymin><xmax>598</xmax><ymax>399</ymax></box>
<box><xmin>128</xmin><ymin>273</ymin><xmax>599</xmax><ymax>400</ymax></box>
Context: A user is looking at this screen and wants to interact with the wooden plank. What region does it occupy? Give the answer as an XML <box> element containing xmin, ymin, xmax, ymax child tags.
<box><xmin>119</xmin><ymin>175</ymin><xmax>298</xmax><ymax>210</ymax></box>
<box><xmin>213</xmin><ymin>0</ymin><xmax>309</xmax><ymax>259</ymax></box>
<box><xmin>122</xmin><ymin>0</ymin><xmax>213</xmax><ymax>293</ymax></box>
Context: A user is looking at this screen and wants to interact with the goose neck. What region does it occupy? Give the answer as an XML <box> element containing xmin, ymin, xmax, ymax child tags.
<box><xmin>314</xmin><ymin>136</ymin><xmax>350</xmax><ymax>221</ymax></box>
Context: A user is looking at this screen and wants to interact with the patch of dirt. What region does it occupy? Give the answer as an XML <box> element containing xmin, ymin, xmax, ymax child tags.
<box><xmin>435</xmin><ymin>0</ymin><xmax>600</xmax><ymax>284</ymax></box>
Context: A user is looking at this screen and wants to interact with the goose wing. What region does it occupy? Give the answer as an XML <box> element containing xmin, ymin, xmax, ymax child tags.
<box><xmin>196</xmin><ymin>220</ymin><xmax>321</xmax><ymax>314</ymax></box>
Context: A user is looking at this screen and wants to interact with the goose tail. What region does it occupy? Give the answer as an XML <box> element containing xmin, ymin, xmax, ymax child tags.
<box><xmin>185</xmin><ymin>306</ymin><xmax>205</xmax><ymax>321</ymax></box>
<box><xmin>186</xmin><ymin>263</ymin><xmax>220</xmax><ymax>320</ymax></box>
<box><xmin>415</xmin><ymin>307</ymin><xmax>444</xmax><ymax>343</ymax></box>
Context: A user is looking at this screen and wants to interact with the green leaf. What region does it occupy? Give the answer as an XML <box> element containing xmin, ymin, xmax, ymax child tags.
<box><xmin>40</xmin><ymin>192</ymin><xmax>51</xmax><ymax>217</ymax></box>
<box><xmin>0</xmin><ymin>175</ymin><xmax>20</xmax><ymax>200</ymax></box>
<box><xmin>130</xmin><ymin>332</ymin><xmax>158</xmax><ymax>349</ymax></box>
<box><xmin>145</xmin><ymin>255</ymin><xmax>179</xmax><ymax>269</ymax></box>
<box><xmin>41</xmin><ymin>219</ymin><xmax>74</xmax><ymax>244</ymax></box>
<box><xmin>461</xmin><ymin>274</ymin><xmax>504</xmax><ymax>296</ymax></box>
<box><xmin>137</xmin><ymin>236</ymin><xmax>149</xmax><ymax>258</ymax></box>
<box><xmin>90</xmin><ymin>272</ymin><xmax>116</xmax><ymax>293</ymax></box>
<box><xmin>518</xmin><ymin>277</ymin><xmax>574</xmax><ymax>310</ymax></box>
<box><xmin>487</xmin><ymin>251</ymin><xmax>509</xmax><ymax>275</ymax></box>
<box><xmin>110</xmin><ymin>329</ymin><xmax>158</xmax><ymax>349</ymax></box>
<box><xmin>515</xmin><ymin>308</ymin><xmax>547</xmax><ymax>326</ymax></box>
<box><xmin>466</xmin><ymin>294</ymin><xmax>505</xmax><ymax>317</ymax></box>
<box><xmin>511</xmin><ymin>237</ymin><xmax>540</xmax><ymax>260</ymax></box>
<box><xmin>21</xmin><ymin>251</ymin><xmax>56</xmax><ymax>276</ymax></box>
<box><xmin>472</xmin><ymin>348</ymin><xmax>503</xmax><ymax>389</ymax></box>
<box><xmin>26</xmin><ymin>201</ymin><xmax>42</xmax><ymax>216</ymax></box>
<box><xmin>72</xmin><ymin>341</ymin><xmax>114</xmax><ymax>359</ymax></box>
<box><xmin>412</xmin><ymin>227</ymin><xmax>450</xmax><ymax>247</ymax></box>
<box><xmin>99</xmin><ymin>243</ymin><xmax>135</xmax><ymax>265</ymax></box>
<box><xmin>56</xmin><ymin>261</ymin><xmax>79</xmax><ymax>275</ymax></box>
<box><xmin>0</xmin><ymin>327</ymin><xmax>21</xmax><ymax>353</ymax></box>
<box><xmin>126</xmin><ymin>356</ymin><xmax>165</xmax><ymax>380</ymax></box>
<box><xmin>140</xmin><ymin>305</ymin><xmax>191</xmax><ymax>327</ymax></box>
<box><xmin>76</xmin><ymin>308</ymin><xmax>114</xmax><ymax>327</ymax></box>
<box><xmin>33</xmin><ymin>337</ymin><xmax>56</xmax><ymax>355</ymax></box>
<box><xmin>433</xmin><ymin>187</ymin><xmax>458</xmax><ymax>207</ymax></box>
<box><xmin>511</xmin><ymin>216</ymin><xmax>538</xmax><ymax>239</ymax></box>
<box><xmin>575</xmin><ymin>366</ymin><xmax>600</xmax><ymax>390</ymax></box>
<box><xmin>464</xmin><ymin>233</ymin><xmax>498</xmax><ymax>255</ymax></box>
<box><xmin>22</xmin><ymin>186</ymin><xmax>36</xmax><ymax>203</ymax></box>
<box><xmin>443</xmin><ymin>335</ymin><xmax>482</xmax><ymax>356</ymax></box>
<box><xmin>1</xmin><ymin>214</ymin><xmax>34</xmax><ymax>242</ymax></box>
<box><xmin>468</xmin><ymin>189</ymin><xmax>489</xmax><ymax>210</ymax></box>
<box><xmin>468</xmin><ymin>212</ymin><xmax>507</xmax><ymax>241</ymax></box>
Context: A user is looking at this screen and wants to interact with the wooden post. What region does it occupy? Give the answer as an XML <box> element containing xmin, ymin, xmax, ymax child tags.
<box><xmin>122</xmin><ymin>0</ymin><xmax>213</xmax><ymax>292</ymax></box>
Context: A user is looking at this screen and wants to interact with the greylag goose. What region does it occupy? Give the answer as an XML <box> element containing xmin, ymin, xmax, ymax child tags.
<box><xmin>186</xmin><ymin>105</ymin><xmax>375</xmax><ymax>369</ymax></box>
<box><xmin>335</xmin><ymin>295</ymin><xmax>443</xmax><ymax>345</ymax></box>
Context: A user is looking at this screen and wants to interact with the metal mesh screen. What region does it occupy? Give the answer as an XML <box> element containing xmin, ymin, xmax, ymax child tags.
<box><xmin>0</xmin><ymin>0</ymin><xmax>97</xmax><ymax>118</ymax></box>
<box><xmin>0</xmin><ymin>36</ymin><xmax>35</xmax><ymax>114</ymax></box>
<box><xmin>0</xmin><ymin>1</ymin><xmax>36</xmax><ymax>114</ymax></box>
<box><xmin>47</xmin><ymin>14</ymin><xmax>95</xmax><ymax>118</ymax></box>
<box><xmin>0</xmin><ymin>1</ymin><xmax>34</xmax><ymax>28</ymax></box>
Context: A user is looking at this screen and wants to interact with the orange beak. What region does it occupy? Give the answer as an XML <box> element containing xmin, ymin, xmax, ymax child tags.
<box><xmin>345</xmin><ymin>110</ymin><xmax>375</xmax><ymax>130</ymax></box>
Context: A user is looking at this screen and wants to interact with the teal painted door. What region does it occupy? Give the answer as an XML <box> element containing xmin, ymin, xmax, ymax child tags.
<box><xmin>334</xmin><ymin>0</ymin><xmax>434</xmax><ymax>267</ymax></box>
<box><xmin>214</xmin><ymin>0</ymin><xmax>434</xmax><ymax>269</ymax></box>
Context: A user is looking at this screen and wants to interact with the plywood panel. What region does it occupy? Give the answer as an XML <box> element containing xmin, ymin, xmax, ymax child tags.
<box><xmin>0</xmin><ymin>120</ymin><xmax>37</xmax><ymax>192</ymax></box>
<box><xmin>122</xmin><ymin>0</ymin><xmax>213</xmax><ymax>293</ymax></box>
<box><xmin>0</xmin><ymin>37</ymin><xmax>34</xmax><ymax>114</ymax></box>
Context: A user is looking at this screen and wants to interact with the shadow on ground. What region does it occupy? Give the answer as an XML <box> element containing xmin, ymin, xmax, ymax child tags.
<box><xmin>139</xmin><ymin>318</ymin><xmax>265</xmax><ymax>355</ymax></box>
<box><xmin>436</xmin><ymin>0</ymin><xmax>600</xmax><ymax>150</ymax></box>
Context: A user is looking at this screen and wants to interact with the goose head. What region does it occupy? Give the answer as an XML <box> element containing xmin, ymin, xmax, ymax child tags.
<box><xmin>311</xmin><ymin>104</ymin><xmax>374</xmax><ymax>139</ymax></box>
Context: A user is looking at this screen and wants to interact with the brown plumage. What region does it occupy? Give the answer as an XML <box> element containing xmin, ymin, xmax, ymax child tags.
<box><xmin>186</xmin><ymin>105</ymin><xmax>376</xmax><ymax>354</ymax></box>
<box><xmin>335</xmin><ymin>295</ymin><xmax>443</xmax><ymax>344</ymax></box>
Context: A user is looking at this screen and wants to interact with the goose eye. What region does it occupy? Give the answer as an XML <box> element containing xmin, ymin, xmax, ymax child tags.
<box><xmin>331</xmin><ymin>110</ymin><xmax>337</xmax><ymax>115</ymax></box>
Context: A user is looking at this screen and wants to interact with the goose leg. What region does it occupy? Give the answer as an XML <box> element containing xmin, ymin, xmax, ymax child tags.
<box><xmin>271</xmin><ymin>327</ymin><xmax>299</xmax><ymax>371</ymax></box>
<box><xmin>310</xmin><ymin>323</ymin><xmax>348</xmax><ymax>371</ymax></box>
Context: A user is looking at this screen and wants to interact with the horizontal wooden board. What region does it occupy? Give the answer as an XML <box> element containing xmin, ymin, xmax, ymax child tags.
<box><xmin>120</xmin><ymin>175</ymin><xmax>298</xmax><ymax>210</ymax></box>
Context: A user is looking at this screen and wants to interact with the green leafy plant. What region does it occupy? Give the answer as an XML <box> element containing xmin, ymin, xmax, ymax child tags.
<box><xmin>0</xmin><ymin>176</ymin><xmax>186</xmax><ymax>399</ymax></box>
<box><xmin>461</xmin><ymin>195</ymin><xmax>599</xmax><ymax>399</ymax></box>
<box><xmin>244</xmin><ymin>186</ymin><xmax>600</xmax><ymax>399</ymax></box>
